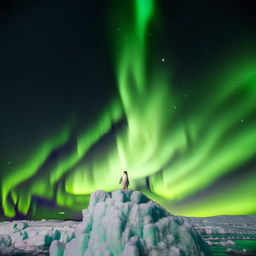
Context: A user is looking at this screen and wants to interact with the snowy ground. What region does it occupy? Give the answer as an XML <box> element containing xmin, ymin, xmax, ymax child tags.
<box><xmin>0</xmin><ymin>191</ymin><xmax>255</xmax><ymax>255</ymax></box>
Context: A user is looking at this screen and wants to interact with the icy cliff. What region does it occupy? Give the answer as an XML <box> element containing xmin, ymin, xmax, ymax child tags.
<box><xmin>49</xmin><ymin>190</ymin><xmax>210</xmax><ymax>256</ymax></box>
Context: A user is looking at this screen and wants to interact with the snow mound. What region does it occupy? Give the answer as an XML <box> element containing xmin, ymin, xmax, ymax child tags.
<box><xmin>50</xmin><ymin>190</ymin><xmax>210</xmax><ymax>256</ymax></box>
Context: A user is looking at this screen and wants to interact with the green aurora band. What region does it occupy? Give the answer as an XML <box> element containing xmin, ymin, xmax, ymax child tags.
<box><xmin>1</xmin><ymin>0</ymin><xmax>256</xmax><ymax>218</ymax></box>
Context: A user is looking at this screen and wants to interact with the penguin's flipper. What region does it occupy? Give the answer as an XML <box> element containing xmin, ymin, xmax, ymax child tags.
<box><xmin>119</xmin><ymin>176</ymin><xmax>122</xmax><ymax>184</ymax></box>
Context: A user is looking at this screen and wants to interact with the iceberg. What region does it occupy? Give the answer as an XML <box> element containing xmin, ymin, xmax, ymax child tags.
<box><xmin>50</xmin><ymin>190</ymin><xmax>211</xmax><ymax>256</ymax></box>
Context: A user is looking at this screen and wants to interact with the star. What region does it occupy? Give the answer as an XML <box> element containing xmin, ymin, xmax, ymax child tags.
<box><xmin>161</xmin><ymin>58</ymin><xmax>165</xmax><ymax>62</ymax></box>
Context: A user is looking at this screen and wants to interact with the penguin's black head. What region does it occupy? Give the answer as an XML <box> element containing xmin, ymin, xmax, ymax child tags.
<box><xmin>123</xmin><ymin>171</ymin><xmax>128</xmax><ymax>173</ymax></box>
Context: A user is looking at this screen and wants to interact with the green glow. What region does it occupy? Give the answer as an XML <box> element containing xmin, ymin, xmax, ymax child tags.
<box><xmin>50</xmin><ymin>99</ymin><xmax>123</xmax><ymax>185</ymax></box>
<box><xmin>1</xmin><ymin>0</ymin><xmax>256</xmax><ymax>218</ymax></box>
<box><xmin>150</xmin><ymin>70</ymin><xmax>256</xmax><ymax>200</ymax></box>
<box><xmin>135</xmin><ymin>0</ymin><xmax>154</xmax><ymax>40</ymax></box>
<box><xmin>17</xmin><ymin>190</ymin><xmax>31</xmax><ymax>215</ymax></box>
<box><xmin>170</xmin><ymin>172</ymin><xmax>256</xmax><ymax>217</ymax></box>
<box><xmin>1</xmin><ymin>126</ymin><xmax>71</xmax><ymax>217</ymax></box>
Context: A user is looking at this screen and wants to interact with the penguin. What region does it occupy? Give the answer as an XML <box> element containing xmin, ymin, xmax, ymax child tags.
<box><xmin>119</xmin><ymin>171</ymin><xmax>129</xmax><ymax>189</ymax></box>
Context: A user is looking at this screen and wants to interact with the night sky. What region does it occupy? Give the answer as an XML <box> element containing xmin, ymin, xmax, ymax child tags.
<box><xmin>0</xmin><ymin>0</ymin><xmax>256</xmax><ymax>220</ymax></box>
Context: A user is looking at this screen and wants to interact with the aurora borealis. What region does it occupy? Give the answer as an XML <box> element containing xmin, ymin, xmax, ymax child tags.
<box><xmin>0</xmin><ymin>0</ymin><xmax>256</xmax><ymax>220</ymax></box>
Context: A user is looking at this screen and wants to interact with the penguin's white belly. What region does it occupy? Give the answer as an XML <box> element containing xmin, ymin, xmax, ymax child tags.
<box><xmin>122</xmin><ymin>175</ymin><xmax>128</xmax><ymax>185</ymax></box>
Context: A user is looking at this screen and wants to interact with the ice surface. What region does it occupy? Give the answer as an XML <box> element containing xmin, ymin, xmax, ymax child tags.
<box><xmin>189</xmin><ymin>215</ymin><xmax>256</xmax><ymax>225</ymax></box>
<box><xmin>207</xmin><ymin>239</ymin><xmax>236</xmax><ymax>246</ymax></box>
<box><xmin>49</xmin><ymin>190</ymin><xmax>210</xmax><ymax>256</ymax></box>
<box><xmin>187</xmin><ymin>215</ymin><xmax>256</xmax><ymax>255</ymax></box>
<box><xmin>0</xmin><ymin>220</ymin><xmax>77</xmax><ymax>255</ymax></box>
<box><xmin>226</xmin><ymin>248</ymin><xmax>249</xmax><ymax>255</ymax></box>
<box><xmin>50</xmin><ymin>240</ymin><xmax>65</xmax><ymax>256</ymax></box>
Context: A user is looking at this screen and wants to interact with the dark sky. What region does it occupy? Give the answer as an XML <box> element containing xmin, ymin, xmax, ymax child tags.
<box><xmin>0</xmin><ymin>0</ymin><xmax>256</xmax><ymax>219</ymax></box>
<box><xmin>0</xmin><ymin>0</ymin><xmax>116</xmax><ymax>160</ymax></box>
<box><xmin>1</xmin><ymin>0</ymin><xmax>256</xmax><ymax>158</ymax></box>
